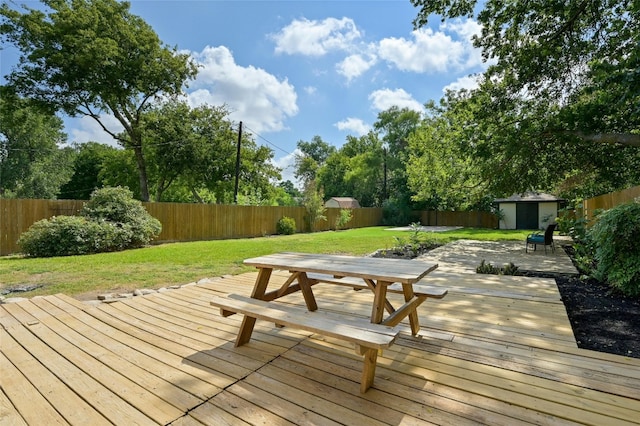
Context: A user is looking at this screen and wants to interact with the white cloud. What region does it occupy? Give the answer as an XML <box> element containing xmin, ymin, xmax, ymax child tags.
<box><xmin>368</xmin><ymin>88</ymin><xmax>424</xmax><ymax>113</ymax></box>
<box><xmin>376</xmin><ymin>19</ymin><xmax>485</xmax><ymax>74</ymax></box>
<box><xmin>68</xmin><ymin>115</ymin><xmax>122</xmax><ymax>147</ymax></box>
<box><xmin>442</xmin><ymin>19</ymin><xmax>485</xmax><ymax>69</ymax></box>
<box><xmin>334</xmin><ymin>117</ymin><xmax>371</xmax><ymax>136</ymax></box>
<box><xmin>336</xmin><ymin>53</ymin><xmax>377</xmax><ymax>82</ymax></box>
<box><xmin>188</xmin><ymin>46</ymin><xmax>298</xmax><ymax>134</ymax></box>
<box><xmin>378</xmin><ymin>28</ymin><xmax>464</xmax><ymax>73</ymax></box>
<box><xmin>443</xmin><ymin>75</ymin><xmax>481</xmax><ymax>93</ymax></box>
<box><xmin>304</xmin><ymin>86</ymin><xmax>317</xmax><ymax>95</ymax></box>
<box><xmin>271</xmin><ymin>17</ymin><xmax>361</xmax><ymax>56</ymax></box>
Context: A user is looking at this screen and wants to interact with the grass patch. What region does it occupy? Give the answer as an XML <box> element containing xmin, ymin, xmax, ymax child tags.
<box><xmin>0</xmin><ymin>226</ymin><xmax>532</xmax><ymax>299</ymax></box>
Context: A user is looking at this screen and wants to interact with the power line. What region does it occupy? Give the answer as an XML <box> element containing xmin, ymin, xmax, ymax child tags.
<box><xmin>241</xmin><ymin>124</ymin><xmax>293</xmax><ymax>156</ymax></box>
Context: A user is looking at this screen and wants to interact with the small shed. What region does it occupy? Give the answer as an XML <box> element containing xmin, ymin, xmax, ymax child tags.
<box><xmin>324</xmin><ymin>197</ymin><xmax>361</xmax><ymax>209</ymax></box>
<box><xmin>494</xmin><ymin>192</ymin><xmax>565</xmax><ymax>230</ymax></box>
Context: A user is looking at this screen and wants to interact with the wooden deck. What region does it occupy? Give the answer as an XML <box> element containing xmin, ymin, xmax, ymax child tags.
<box><xmin>2</xmin><ymin>270</ymin><xmax>640</xmax><ymax>425</ymax></box>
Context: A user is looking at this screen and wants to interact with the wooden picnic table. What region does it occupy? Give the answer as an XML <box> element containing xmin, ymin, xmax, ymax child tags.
<box><xmin>240</xmin><ymin>252</ymin><xmax>441</xmax><ymax>339</ymax></box>
<box><xmin>211</xmin><ymin>252</ymin><xmax>444</xmax><ymax>392</ymax></box>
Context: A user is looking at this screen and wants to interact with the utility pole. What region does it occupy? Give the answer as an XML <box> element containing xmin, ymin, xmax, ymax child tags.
<box><xmin>234</xmin><ymin>121</ymin><xmax>242</xmax><ymax>204</ymax></box>
<box><xmin>383</xmin><ymin>146</ymin><xmax>388</xmax><ymax>201</ymax></box>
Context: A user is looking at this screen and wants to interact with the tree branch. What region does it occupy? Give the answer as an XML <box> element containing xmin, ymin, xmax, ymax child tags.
<box><xmin>565</xmin><ymin>131</ymin><xmax>640</xmax><ymax>147</ymax></box>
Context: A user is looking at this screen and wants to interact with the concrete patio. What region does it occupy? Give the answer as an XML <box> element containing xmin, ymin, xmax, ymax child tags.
<box><xmin>419</xmin><ymin>237</ymin><xmax>577</xmax><ymax>275</ymax></box>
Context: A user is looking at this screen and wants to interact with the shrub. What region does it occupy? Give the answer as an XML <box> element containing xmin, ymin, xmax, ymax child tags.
<box><xmin>276</xmin><ymin>216</ymin><xmax>296</xmax><ymax>235</ymax></box>
<box><xmin>334</xmin><ymin>209</ymin><xmax>353</xmax><ymax>230</ymax></box>
<box><xmin>588</xmin><ymin>201</ymin><xmax>640</xmax><ymax>296</ymax></box>
<box><xmin>301</xmin><ymin>181</ymin><xmax>326</xmax><ymax>231</ymax></box>
<box><xmin>381</xmin><ymin>199</ymin><xmax>411</xmax><ymax>226</ymax></box>
<box><xmin>17</xmin><ymin>216</ymin><xmax>129</xmax><ymax>257</ymax></box>
<box><xmin>476</xmin><ymin>260</ymin><xmax>520</xmax><ymax>275</ymax></box>
<box><xmin>18</xmin><ymin>186</ymin><xmax>161</xmax><ymax>257</ymax></box>
<box><xmin>81</xmin><ymin>186</ymin><xmax>161</xmax><ymax>247</ymax></box>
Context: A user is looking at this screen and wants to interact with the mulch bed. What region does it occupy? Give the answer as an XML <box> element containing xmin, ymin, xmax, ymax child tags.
<box><xmin>555</xmin><ymin>274</ymin><xmax>640</xmax><ymax>358</ymax></box>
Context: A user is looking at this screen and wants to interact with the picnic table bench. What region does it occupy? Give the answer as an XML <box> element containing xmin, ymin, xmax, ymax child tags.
<box><xmin>211</xmin><ymin>252</ymin><xmax>446</xmax><ymax>392</ymax></box>
<box><xmin>211</xmin><ymin>294</ymin><xmax>398</xmax><ymax>393</ymax></box>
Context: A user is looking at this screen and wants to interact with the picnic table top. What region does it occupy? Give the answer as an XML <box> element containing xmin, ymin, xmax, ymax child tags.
<box><xmin>243</xmin><ymin>252</ymin><xmax>438</xmax><ymax>284</ymax></box>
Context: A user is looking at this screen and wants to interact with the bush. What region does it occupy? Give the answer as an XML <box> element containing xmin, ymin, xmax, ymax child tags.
<box><xmin>276</xmin><ymin>216</ymin><xmax>296</xmax><ymax>235</ymax></box>
<box><xmin>81</xmin><ymin>186</ymin><xmax>161</xmax><ymax>248</ymax></box>
<box><xmin>334</xmin><ymin>209</ymin><xmax>353</xmax><ymax>230</ymax></box>
<box><xmin>18</xmin><ymin>186</ymin><xmax>161</xmax><ymax>257</ymax></box>
<box><xmin>381</xmin><ymin>199</ymin><xmax>412</xmax><ymax>226</ymax></box>
<box><xmin>588</xmin><ymin>201</ymin><xmax>640</xmax><ymax>296</ymax></box>
<box><xmin>476</xmin><ymin>260</ymin><xmax>520</xmax><ymax>275</ymax></box>
<box><xmin>17</xmin><ymin>216</ymin><xmax>129</xmax><ymax>257</ymax></box>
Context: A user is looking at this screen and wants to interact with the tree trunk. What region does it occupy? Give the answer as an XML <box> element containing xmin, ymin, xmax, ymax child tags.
<box><xmin>132</xmin><ymin>143</ymin><xmax>150</xmax><ymax>202</ymax></box>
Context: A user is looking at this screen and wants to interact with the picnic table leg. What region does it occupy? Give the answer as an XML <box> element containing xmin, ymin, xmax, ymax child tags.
<box><xmin>360</xmin><ymin>347</ymin><xmax>378</xmax><ymax>393</ymax></box>
<box><xmin>402</xmin><ymin>283</ymin><xmax>421</xmax><ymax>336</ymax></box>
<box><xmin>371</xmin><ymin>281</ymin><xmax>390</xmax><ymax>324</ymax></box>
<box><xmin>236</xmin><ymin>267</ymin><xmax>272</xmax><ymax>346</ymax></box>
<box><xmin>297</xmin><ymin>272</ymin><xmax>318</xmax><ymax>311</ymax></box>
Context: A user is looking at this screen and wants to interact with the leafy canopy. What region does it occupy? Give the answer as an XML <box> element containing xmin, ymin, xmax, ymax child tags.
<box><xmin>1</xmin><ymin>0</ymin><xmax>198</xmax><ymax>200</ymax></box>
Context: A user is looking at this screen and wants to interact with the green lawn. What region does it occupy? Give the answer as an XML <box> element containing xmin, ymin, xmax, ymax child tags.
<box><xmin>0</xmin><ymin>227</ymin><xmax>531</xmax><ymax>299</ymax></box>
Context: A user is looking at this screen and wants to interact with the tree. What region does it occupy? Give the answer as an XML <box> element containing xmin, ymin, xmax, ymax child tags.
<box><xmin>409</xmin><ymin>0</ymin><xmax>640</xmax><ymax>200</ymax></box>
<box><xmin>301</xmin><ymin>180</ymin><xmax>326</xmax><ymax>232</ymax></box>
<box><xmin>0</xmin><ymin>88</ymin><xmax>74</xmax><ymax>198</ymax></box>
<box><xmin>138</xmin><ymin>100</ymin><xmax>281</xmax><ymax>203</ymax></box>
<box><xmin>373</xmin><ymin>106</ymin><xmax>422</xmax><ymax>205</ymax></box>
<box><xmin>317</xmin><ymin>133</ymin><xmax>384</xmax><ymax>207</ymax></box>
<box><xmin>58</xmin><ymin>142</ymin><xmax>119</xmax><ymax>199</ymax></box>
<box><xmin>98</xmin><ymin>148</ymin><xmax>141</xmax><ymax>198</ymax></box>
<box><xmin>1</xmin><ymin>0</ymin><xmax>198</xmax><ymax>201</ymax></box>
<box><xmin>411</xmin><ymin>0</ymin><xmax>640</xmax><ymax>147</ymax></box>
<box><xmin>294</xmin><ymin>136</ymin><xmax>336</xmax><ymax>187</ymax></box>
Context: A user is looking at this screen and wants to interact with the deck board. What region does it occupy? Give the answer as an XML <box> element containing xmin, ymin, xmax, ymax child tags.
<box><xmin>2</xmin><ymin>271</ymin><xmax>640</xmax><ymax>425</ymax></box>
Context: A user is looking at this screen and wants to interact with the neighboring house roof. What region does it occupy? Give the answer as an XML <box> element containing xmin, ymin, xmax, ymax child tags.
<box><xmin>494</xmin><ymin>192</ymin><xmax>565</xmax><ymax>203</ymax></box>
<box><xmin>325</xmin><ymin>197</ymin><xmax>361</xmax><ymax>208</ymax></box>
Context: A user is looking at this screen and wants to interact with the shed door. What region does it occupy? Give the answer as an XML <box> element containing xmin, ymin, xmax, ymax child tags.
<box><xmin>516</xmin><ymin>203</ymin><xmax>538</xmax><ymax>230</ymax></box>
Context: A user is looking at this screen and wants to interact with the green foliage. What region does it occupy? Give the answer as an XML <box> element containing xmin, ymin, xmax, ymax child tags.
<box><xmin>276</xmin><ymin>217</ymin><xmax>296</xmax><ymax>235</ymax></box>
<box><xmin>476</xmin><ymin>260</ymin><xmax>520</xmax><ymax>276</ymax></box>
<box><xmin>81</xmin><ymin>187</ymin><xmax>161</xmax><ymax>247</ymax></box>
<box><xmin>381</xmin><ymin>198</ymin><xmax>412</xmax><ymax>226</ymax></box>
<box><xmin>588</xmin><ymin>201</ymin><xmax>640</xmax><ymax>296</ymax></box>
<box><xmin>0</xmin><ymin>88</ymin><xmax>73</xmax><ymax>199</ymax></box>
<box><xmin>58</xmin><ymin>142</ymin><xmax>119</xmax><ymax>200</ymax></box>
<box><xmin>18</xmin><ymin>186</ymin><xmax>161</xmax><ymax>257</ymax></box>
<box><xmin>335</xmin><ymin>209</ymin><xmax>353</xmax><ymax>230</ymax></box>
<box><xmin>294</xmin><ymin>136</ymin><xmax>336</xmax><ymax>187</ymax></box>
<box><xmin>302</xmin><ymin>181</ymin><xmax>327</xmax><ymax>232</ymax></box>
<box><xmin>408</xmin><ymin>1</ymin><xmax>640</xmax><ymax>202</ymax></box>
<box><xmin>1</xmin><ymin>0</ymin><xmax>199</xmax><ymax>201</ymax></box>
<box><xmin>17</xmin><ymin>215</ymin><xmax>129</xmax><ymax>257</ymax></box>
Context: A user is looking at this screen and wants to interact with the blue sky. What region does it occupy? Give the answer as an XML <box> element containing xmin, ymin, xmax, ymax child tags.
<box><xmin>1</xmin><ymin>0</ymin><xmax>488</xmax><ymax>183</ymax></box>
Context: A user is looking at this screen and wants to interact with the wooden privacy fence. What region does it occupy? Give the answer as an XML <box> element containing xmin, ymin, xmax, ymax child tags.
<box><xmin>0</xmin><ymin>199</ymin><xmax>384</xmax><ymax>256</ymax></box>
<box><xmin>583</xmin><ymin>185</ymin><xmax>640</xmax><ymax>221</ymax></box>
<box><xmin>0</xmin><ymin>199</ymin><xmax>500</xmax><ymax>256</ymax></box>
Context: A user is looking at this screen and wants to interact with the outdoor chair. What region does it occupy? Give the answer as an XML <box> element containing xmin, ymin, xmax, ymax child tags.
<box><xmin>525</xmin><ymin>223</ymin><xmax>557</xmax><ymax>254</ymax></box>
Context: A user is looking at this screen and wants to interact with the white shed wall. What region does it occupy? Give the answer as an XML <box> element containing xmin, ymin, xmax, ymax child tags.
<box><xmin>498</xmin><ymin>203</ymin><xmax>517</xmax><ymax>229</ymax></box>
<box><xmin>538</xmin><ymin>202</ymin><xmax>558</xmax><ymax>229</ymax></box>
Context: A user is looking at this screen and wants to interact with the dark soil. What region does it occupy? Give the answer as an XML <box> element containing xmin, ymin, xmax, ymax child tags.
<box><xmin>553</xmin><ymin>245</ymin><xmax>640</xmax><ymax>359</ymax></box>
<box><xmin>375</xmin><ymin>243</ymin><xmax>640</xmax><ymax>359</ymax></box>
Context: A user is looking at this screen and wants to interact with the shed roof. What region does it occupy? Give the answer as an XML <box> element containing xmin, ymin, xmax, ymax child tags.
<box><xmin>494</xmin><ymin>192</ymin><xmax>564</xmax><ymax>203</ymax></box>
<box><xmin>325</xmin><ymin>197</ymin><xmax>361</xmax><ymax>208</ymax></box>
